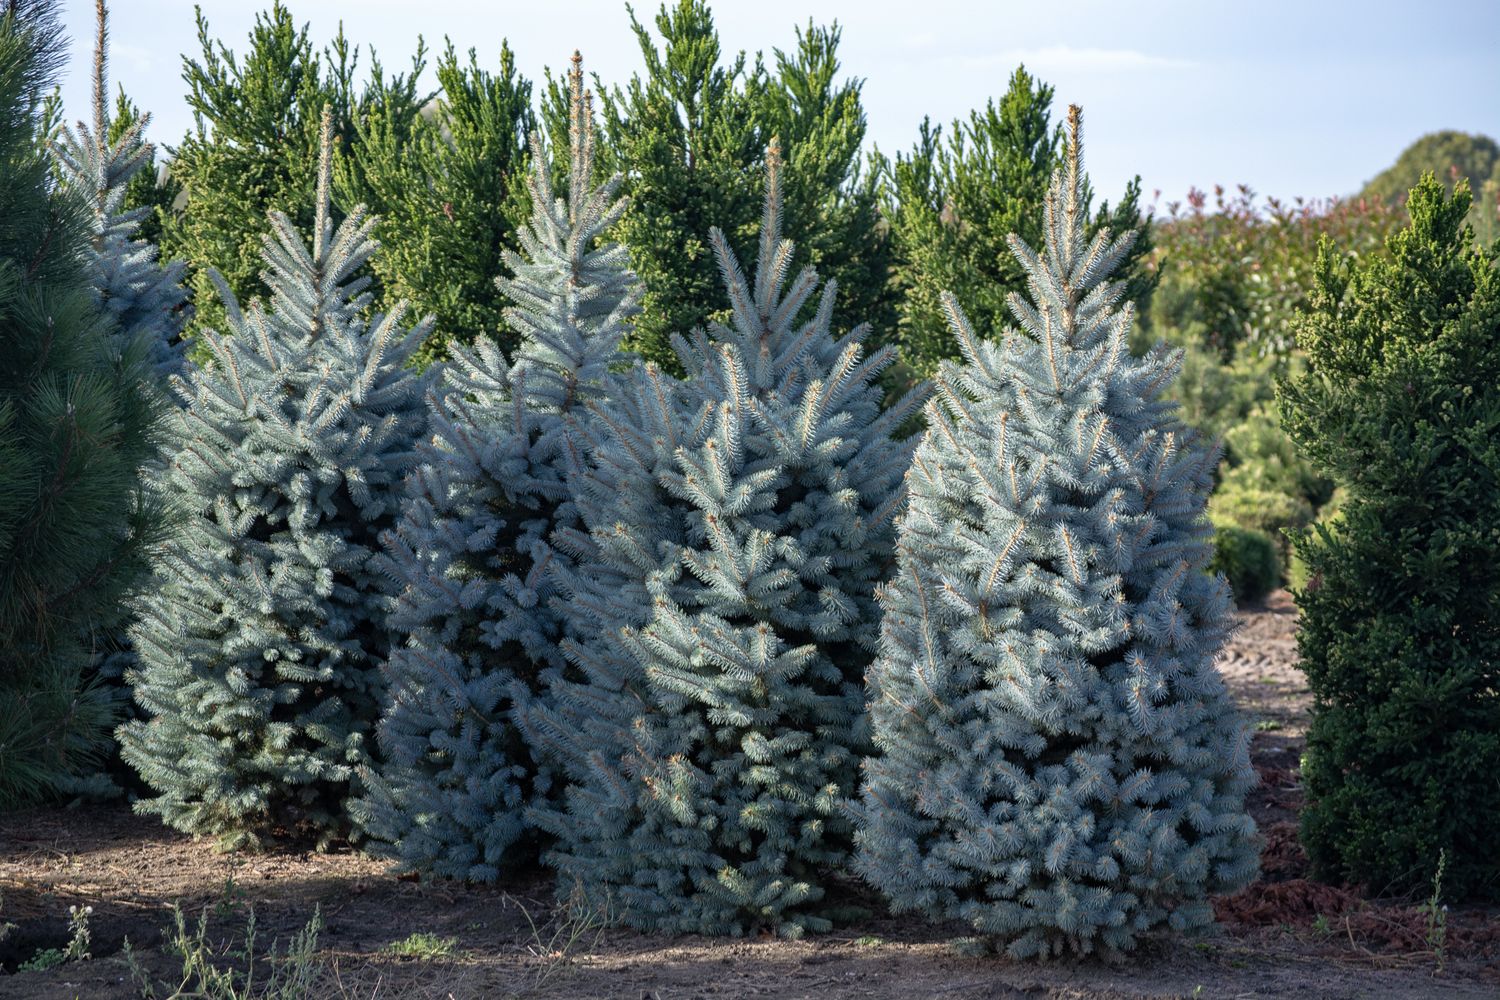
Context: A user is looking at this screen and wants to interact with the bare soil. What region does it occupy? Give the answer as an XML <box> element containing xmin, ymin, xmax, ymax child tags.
<box><xmin>2</xmin><ymin>591</ymin><xmax>1496</xmax><ymax>999</ymax></box>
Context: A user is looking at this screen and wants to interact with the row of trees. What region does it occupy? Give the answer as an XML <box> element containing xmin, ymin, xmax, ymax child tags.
<box><xmin>3</xmin><ymin>0</ymin><xmax>1261</xmax><ymax>954</ymax></box>
<box><xmin>136</xmin><ymin>1</ymin><xmax>1156</xmax><ymax>378</ymax></box>
<box><xmin>126</xmin><ymin>1</ymin><xmax>1500</xmax><ymax>610</ymax></box>
<box><xmin>2</xmin><ymin>0</ymin><xmax>1496</xmax><ymax>955</ymax></box>
<box><xmin>1144</xmin><ymin>187</ymin><xmax>1406</xmax><ymax>601</ymax></box>
<box><xmin>1140</xmin><ymin>131</ymin><xmax>1498</xmax><ymax>604</ymax></box>
<box><xmin>127</xmin><ymin>62</ymin><xmax>1260</xmax><ymax>951</ymax></box>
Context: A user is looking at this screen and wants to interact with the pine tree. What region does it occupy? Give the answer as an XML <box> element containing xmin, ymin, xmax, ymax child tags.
<box><xmin>0</xmin><ymin>0</ymin><xmax>161</xmax><ymax>806</ymax></box>
<box><xmin>53</xmin><ymin>0</ymin><xmax>189</xmax><ymax>380</ymax></box>
<box><xmin>882</xmin><ymin>67</ymin><xmax>1155</xmax><ymax>390</ymax></box>
<box><xmin>590</xmin><ymin>1</ymin><xmax>888</xmax><ymax>374</ymax></box>
<box><xmin>352</xmin><ymin>56</ymin><xmax>638</xmax><ymax>880</ymax></box>
<box><xmin>45</xmin><ymin>1</ymin><xmax>193</xmax><ymax>798</ymax></box>
<box><xmin>1279</xmin><ymin>174</ymin><xmax>1500</xmax><ymax>900</ymax></box>
<box><xmin>520</xmin><ymin>142</ymin><xmax>921</xmax><ymax>937</ymax></box>
<box><xmin>164</xmin><ymin>2</ymin><xmax>425</xmax><ymax>346</ymax></box>
<box><xmin>855</xmin><ymin>108</ymin><xmax>1257</xmax><ymax>958</ymax></box>
<box><xmin>336</xmin><ymin>39</ymin><xmax>534</xmax><ymax>365</ymax></box>
<box><xmin>119</xmin><ymin>111</ymin><xmax>430</xmax><ymax>849</ymax></box>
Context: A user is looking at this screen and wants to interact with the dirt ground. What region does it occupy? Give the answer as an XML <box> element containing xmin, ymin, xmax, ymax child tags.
<box><xmin>2</xmin><ymin>591</ymin><xmax>1497</xmax><ymax>999</ymax></box>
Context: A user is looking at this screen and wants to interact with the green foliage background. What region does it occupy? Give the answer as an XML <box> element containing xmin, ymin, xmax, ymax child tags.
<box><xmin>1361</xmin><ymin>131</ymin><xmax>1500</xmax><ymax>246</ymax></box>
<box><xmin>878</xmin><ymin>66</ymin><xmax>1155</xmax><ymax>394</ymax></box>
<box><xmin>161</xmin><ymin>2</ymin><xmax>425</xmax><ymax>348</ymax></box>
<box><xmin>582</xmin><ymin>2</ymin><xmax>888</xmax><ymax>373</ymax></box>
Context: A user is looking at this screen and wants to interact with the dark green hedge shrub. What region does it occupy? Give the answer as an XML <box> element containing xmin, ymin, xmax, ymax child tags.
<box><xmin>1210</xmin><ymin>485</ymin><xmax>1313</xmax><ymax>567</ymax></box>
<box><xmin>1280</xmin><ymin>174</ymin><xmax>1500</xmax><ymax>900</ymax></box>
<box><xmin>1208</xmin><ymin>518</ymin><xmax>1279</xmax><ymax>603</ymax></box>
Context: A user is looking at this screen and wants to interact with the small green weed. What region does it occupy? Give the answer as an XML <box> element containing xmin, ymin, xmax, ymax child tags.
<box><xmin>1420</xmin><ymin>849</ymin><xmax>1448</xmax><ymax>972</ymax></box>
<box><xmin>214</xmin><ymin>855</ymin><xmax>247</xmax><ymax>920</ymax></box>
<box><xmin>382</xmin><ymin>931</ymin><xmax>458</xmax><ymax>960</ymax></box>
<box><xmin>18</xmin><ymin>904</ymin><xmax>92</xmax><ymax>972</ymax></box>
<box><xmin>18</xmin><ymin>948</ymin><xmax>67</xmax><ymax>972</ymax></box>
<box><xmin>125</xmin><ymin>903</ymin><xmax>322</xmax><ymax>1000</ymax></box>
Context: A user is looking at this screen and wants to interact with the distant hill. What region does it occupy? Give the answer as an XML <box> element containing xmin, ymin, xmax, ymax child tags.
<box><xmin>1361</xmin><ymin>130</ymin><xmax>1500</xmax><ymax>244</ymax></box>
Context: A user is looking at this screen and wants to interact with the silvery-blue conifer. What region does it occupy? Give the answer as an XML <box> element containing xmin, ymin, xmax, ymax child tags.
<box><xmin>119</xmin><ymin>110</ymin><xmax>429</xmax><ymax>849</ymax></box>
<box><xmin>352</xmin><ymin>58</ymin><xmax>639</xmax><ymax>880</ymax></box>
<box><xmin>520</xmin><ymin>142</ymin><xmax>923</xmax><ymax>937</ymax></box>
<box><xmin>854</xmin><ymin>108</ymin><xmax>1258</xmax><ymax>958</ymax></box>
<box><xmin>53</xmin><ymin>0</ymin><xmax>187</xmax><ymax>381</ymax></box>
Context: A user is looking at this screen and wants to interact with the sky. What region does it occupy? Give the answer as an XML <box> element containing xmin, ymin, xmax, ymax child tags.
<box><xmin>55</xmin><ymin>0</ymin><xmax>1500</xmax><ymax>211</ymax></box>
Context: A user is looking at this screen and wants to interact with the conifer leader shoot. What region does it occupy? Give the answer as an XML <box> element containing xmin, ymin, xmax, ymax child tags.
<box><xmin>53</xmin><ymin>0</ymin><xmax>189</xmax><ymax>381</ymax></box>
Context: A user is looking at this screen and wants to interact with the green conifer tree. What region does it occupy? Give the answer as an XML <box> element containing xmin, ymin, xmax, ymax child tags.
<box><xmin>336</xmin><ymin>39</ymin><xmax>534</xmax><ymax>364</ymax></box>
<box><xmin>0</xmin><ymin>0</ymin><xmax>161</xmax><ymax>806</ymax></box>
<box><xmin>521</xmin><ymin>142</ymin><xmax>921</xmax><ymax>936</ymax></box>
<box><xmin>882</xmin><ymin>67</ymin><xmax>1154</xmax><ymax>389</ymax></box>
<box><xmin>1280</xmin><ymin>174</ymin><xmax>1500</xmax><ymax>900</ymax></box>
<box><xmin>855</xmin><ymin>109</ymin><xmax>1257</xmax><ymax>957</ymax></box>
<box><xmin>353</xmin><ymin>57</ymin><xmax>638</xmax><ymax>879</ymax></box>
<box><xmin>164</xmin><ymin>2</ymin><xmax>425</xmax><ymax>346</ymax></box>
<box><xmin>590</xmin><ymin>1</ymin><xmax>888</xmax><ymax>373</ymax></box>
<box><xmin>119</xmin><ymin>111</ymin><xmax>430</xmax><ymax>848</ymax></box>
<box><xmin>751</xmin><ymin>20</ymin><xmax>890</xmax><ymax>354</ymax></box>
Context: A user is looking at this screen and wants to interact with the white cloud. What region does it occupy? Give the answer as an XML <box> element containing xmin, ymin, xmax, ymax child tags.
<box><xmin>961</xmin><ymin>46</ymin><xmax>1196</xmax><ymax>74</ymax></box>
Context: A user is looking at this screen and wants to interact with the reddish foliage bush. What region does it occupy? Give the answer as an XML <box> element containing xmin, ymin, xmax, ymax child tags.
<box><xmin>1148</xmin><ymin>184</ymin><xmax>1404</xmax><ymax>357</ymax></box>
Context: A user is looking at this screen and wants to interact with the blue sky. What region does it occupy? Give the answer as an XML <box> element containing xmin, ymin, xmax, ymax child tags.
<box><xmin>58</xmin><ymin>0</ymin><xmax>1500</xmax><ymax>209</ymax></box>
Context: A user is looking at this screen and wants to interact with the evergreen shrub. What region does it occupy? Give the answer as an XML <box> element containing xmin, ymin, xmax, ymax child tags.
<box><xmin>521</xmin><ymin>141</ymin><xmax>921</xmax><ymax>937</ymax></box>
<box><xmin>1207</xmin><ymin>517</ymin><xmax>1279</xmax><ymax>603</ymax></box>
<box><xmin>1280</xmin><ymin>174</ymin><xmax>1500</xmax><ymax>899</ymax></box>
<box><xmin>352</xmin><ymin>59</ymin><xmax>638</xmax><ymax>879</ymax></box>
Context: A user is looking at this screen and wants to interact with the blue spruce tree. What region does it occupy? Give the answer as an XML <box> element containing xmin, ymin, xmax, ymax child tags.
<box><xmin>118</xmin><ymin>110</ymin><xmax>430</xmax><ymax>849</ymax></box>
<box><xmin>520</xmin><ymin>141</ymin><xmax>923</xmax><ymax>937</ymax></box>
<box><xmin>854</xmin><ymin>108</ymin><xmax>1258</xmax><ymax>958</ymax></box>
<box><xmin>53</xmin><ymin>0</ymin><xmax>188</xmax><ymax>380</ymax></box>
<box><xmin>351</xmin><ymin>57</ymin><xmax>639</xmax><ymax>880</ymax></box>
